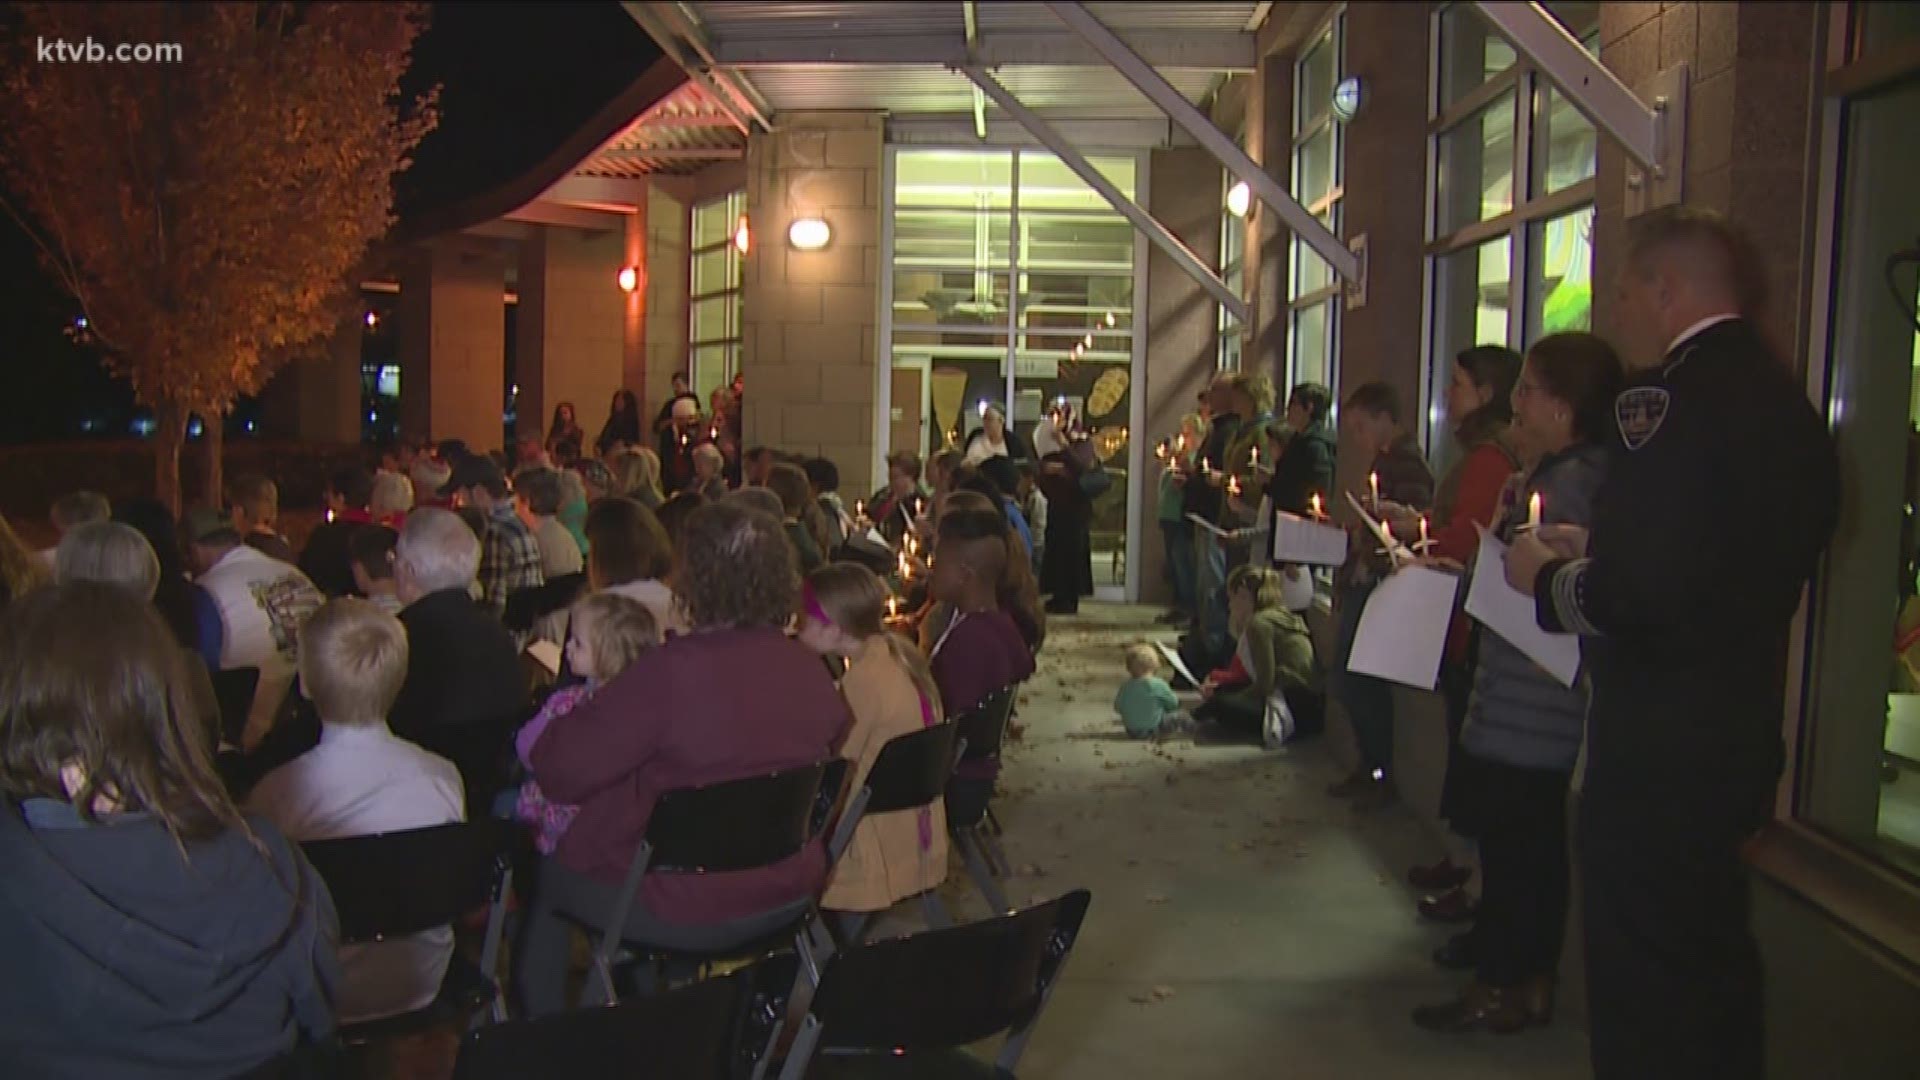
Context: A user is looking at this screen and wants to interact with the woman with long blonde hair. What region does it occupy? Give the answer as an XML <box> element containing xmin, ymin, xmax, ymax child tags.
<box><xmin>612</xmin><ymin>447</ymin><xmax>665</xmax><ymax>509</ymax></box>
<box><xmin>797</xmin><ymin>562</ymin><xmax>949</xmax><ymax>918</ymax></box>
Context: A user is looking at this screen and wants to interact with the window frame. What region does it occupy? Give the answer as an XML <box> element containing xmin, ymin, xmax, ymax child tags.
<box><xmin>688</xmin><ymin>189</ymin><xmax>745</xmax><ymax>401</ymax></box>
<box><xmin>1287</xmin><ymin>6</ymin><xmax>1347</xmax><ymax>395</ymax></box>
<box><xmin>1421</xmin><ymin>2</ymin><xmax>1597</xmax><ymax>457</ymax></box>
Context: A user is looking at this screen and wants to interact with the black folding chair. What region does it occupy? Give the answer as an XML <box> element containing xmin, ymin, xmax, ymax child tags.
<box><xmin>582</xmin><ymin>759</ymin><xmax>851</xmax><ymax>1004</ymax></box>
<box><xmin>821</xmin><ymin>722</ymin><xmax>964</xmax><ymax>944</ymax></box>
<box><xmin>210</xmin><ymin>666</ymin><xmax>260</xmax><ymax>749</ymax></box>
<box><xmin>776</xmin><ymin>890</ymin><xmax>1093</xmax><ymax>1080</ymax></box>
<box><xmin>299</xmin><ymin>820</ymin><xmax>517</xmax><ymax>1042</ymax></box>
<box><xmin>945</xmin><ymin>685</ymin><xmax>1019</xmax><ymax>915</ymax></box>
<box><xmin>453</xmin><ymin>953</ymin><xmax>798</xmax><ymax>1080</ymax></box>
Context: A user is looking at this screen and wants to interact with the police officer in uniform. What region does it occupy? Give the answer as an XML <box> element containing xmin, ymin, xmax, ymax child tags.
<box><xmin>1506</xmin><ymin>206</ymin><xmax>1839</xmax><ymax>1079</ymax></box>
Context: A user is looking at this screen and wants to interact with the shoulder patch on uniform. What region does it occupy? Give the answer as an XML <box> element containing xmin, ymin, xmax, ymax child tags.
<box><xmin>1616</xmin><ymin>387</ymin><xmax>1670</xmax><ymax>451</ymax></box>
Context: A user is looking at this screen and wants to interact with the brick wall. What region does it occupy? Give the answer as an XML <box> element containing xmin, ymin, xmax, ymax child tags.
<box><xmin>740</xmin><ymin>111</ymin><xmax>884</xmax><ymax>496</ymax></box>
<box><xmin>1593</xmin><ymin>1</ymin><xmax>1821</xmax><ymax>368</ymax></box>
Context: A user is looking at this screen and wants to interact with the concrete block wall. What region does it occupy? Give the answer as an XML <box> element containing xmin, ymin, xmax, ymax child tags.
<box><xmin>1140</xmin><ymin>146</ymin><xmax>1226</xmax><ymax>606</ymax></box>
<box><xmin>515</xmin><ymin>225</ymin><xmax>628</xmax><ymax>442</ymax></box>
<box><xmin>259</xmin><ymin>314</ymin><xmax>362</xmax><ymax>445</ymax></box>
<box><xmin>398</xmin><ymin>236</ymin><xmax>507</xmax><ymax>452</ymax></box>
<box><xmin>741</xmin><ymin>111</ymin><xmax>884</xmax><ymax>496</ymax></box>
<box><xmin>1592</xmin><ymin>0</ymin><xmax>1821</xmax><ymax>367</ymax></box>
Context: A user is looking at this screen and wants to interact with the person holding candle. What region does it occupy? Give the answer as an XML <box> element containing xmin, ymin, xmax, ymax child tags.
<box><xmin>1326</xmin><ymin>382</ymin><xmax>1435</xmax><ymax>812</ymax></box>
<box><xmin>1414</xmin><ymin>331</ymin><xmax>1621</xmax><ymax>1033</ymax></box>
<box><xmin>1176</xmin><ymin>374</ymin><xmax>1246</xmax><ymax>676</ymax></box>
<box><xmin>1383</xmin><ymin>345</ymin><xmax>1524</xmax><ymax>912</ymax></box>
<box><xmin>1503</xmin><ymin>208</ymin><xmax>1839</xmax><ymax>1078</ymax></box>
<box><xmin>795</xmin><ymin>563</ymin><xmax>950</xmax><ymax>921</ymax></box>
<box><xmin>1157</xmin><ymin>413</ymin><xmax>1208</xmax><ymax>626</ymax></box>
<box><xmin>1265</xmin><ymin>383</ymin><xmax>1337</xmax><ymax>517</ymax></box>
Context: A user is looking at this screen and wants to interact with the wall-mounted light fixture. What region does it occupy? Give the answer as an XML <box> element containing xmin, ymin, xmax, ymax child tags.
<box><xmin>732</xmin><ymin>214</ymin><xmax>751</xmax><ymax>254</ymax></box>
<box><xmin>617</xmin><ymin>266</ymin><xmax>639</xmax><ymax>293</ymax></box>
<box><xmin>1332</xmin><ymin>76</ymin><xmax>1366</xmax><ymax>123</ymax></box>
<box><xmin>787</xmin><ymin>216</ymin><xmax>832</xmax><ymax>251</ymax></box>
<box><xmin>1226</xmin><ymin>180</ymin><xmax>1251</xmax><ymax>218</ymax></box>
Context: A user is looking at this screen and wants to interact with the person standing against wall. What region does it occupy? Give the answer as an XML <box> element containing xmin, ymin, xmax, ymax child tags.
<box><xmin>1506</xmin><ymin>207</ymin><xmax>1839</xmax><ymax>1079</ymax></box>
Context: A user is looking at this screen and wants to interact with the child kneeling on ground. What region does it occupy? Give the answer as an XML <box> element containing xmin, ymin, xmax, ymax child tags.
<box><xmin>1193</xmin><ymin>566</ymin><xmax>1325</xmax><ymax>747</ymax></box>
<box><xmin>1114</xmin><ymin>642</ymin><xmax>1186</xmax><ymax>739</ymax></box>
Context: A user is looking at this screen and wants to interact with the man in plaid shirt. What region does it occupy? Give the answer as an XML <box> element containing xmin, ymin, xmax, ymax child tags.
<box><xmin>440</xmin><ymin>455</ymin><xmax>544</xmax><ymax>646</ymax></box>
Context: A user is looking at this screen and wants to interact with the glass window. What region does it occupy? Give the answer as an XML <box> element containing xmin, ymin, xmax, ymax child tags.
<box><xmin>1534</xmin><ymin>84</ymin><xmax>1598</xmax><ymax>195</ymax></box>
<box><xmin>1526</xmin><ymin>207</ymin><xmax>1594</xmax><ymax>339</ymax></box>
<box><xmin>689</xmin><ymin>190</ymin><xmax>745</xmax><ymax>396</ymax></box>
<box><xmin>888</xmin><ymin>147</ymin><xmax>1138</xmax><ymax>591</ymax></box>
<box><xmin>1298</xmin><ymin>27</ymin><xmax>1338</xmax><ymax>129</ymax></box>
<box><xmin>1436</xmin><ymin>91</ymin><xmax>1516</xmax><ymax>234</ymax></box>
<box><xmin>1292</xmin><ymin>299</ymin><xmax>1335</xmax><ymax>390</ymax></box>
<box><xmin>1438</xmin><ymin>2</ymin><xmax>1517</xmax><ymax>107</ymax></box>
<box><xmin>1802</xmin><ymin>73</ymin><xmax>1920</xmax><ymax>880</ymax></box>
<box><xmin>1296</xmin><ymin>126</ymin><xmax>1338</xmax><ymax>210</ymax></box>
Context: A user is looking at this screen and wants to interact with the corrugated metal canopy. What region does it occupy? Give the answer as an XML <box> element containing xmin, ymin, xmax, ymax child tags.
<box><xmin>650</xmin><ymin>2</ymin><xmax>1265</xmax><ymax>131</ymax></box>
<box><xmin>577</xmin><ymin>81</ymin><xmax>746</xmax><ymax>179</ymax></box>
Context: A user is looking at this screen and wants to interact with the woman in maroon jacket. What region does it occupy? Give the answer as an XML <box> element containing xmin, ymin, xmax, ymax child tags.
<box><xmin>515</xmin><ymin>501</ymin><xmax>851</xmax><ymax>1016</ymax></box>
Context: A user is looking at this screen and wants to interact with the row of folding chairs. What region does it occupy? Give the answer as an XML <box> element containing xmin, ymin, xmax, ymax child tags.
<box><xmin>283</xmin><ymin>678</ymin><xmax>1034</xmax><ymax>1065</ymax></box>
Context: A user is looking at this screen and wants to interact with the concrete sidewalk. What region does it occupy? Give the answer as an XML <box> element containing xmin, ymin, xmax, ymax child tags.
<box><xmin>960</xmin><ymin>603</ymin><xmax>1591</xmax><ymax>1079</ymax></box>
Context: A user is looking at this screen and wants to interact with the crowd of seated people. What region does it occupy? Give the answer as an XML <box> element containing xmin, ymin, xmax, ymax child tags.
<box><xmin>0</xmin><ymin>377</ymin><xmax>1056</xmax><ymax>1073</ymax></box>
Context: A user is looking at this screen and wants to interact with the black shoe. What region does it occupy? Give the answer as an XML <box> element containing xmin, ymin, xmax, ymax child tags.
<box><xmin>1044</xmin><ymin>598</ymin><xmax>1078</xmax><ymax>615</ymax></box>
<box><xmin>1432</xmin><ymin>931</ymin><xmax>1476</xmax><ymax>971</ymax></box>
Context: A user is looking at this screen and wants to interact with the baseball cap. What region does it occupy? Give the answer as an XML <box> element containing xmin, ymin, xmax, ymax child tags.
<box><xmin>182</xmin><ymin>505</ymin><xmax>239</xmax><ymax>544</ymax></box>
<box><xmin>439</xmin><ymin>454</ymin><xmax>507</xmax><ymax>498</ymax></box>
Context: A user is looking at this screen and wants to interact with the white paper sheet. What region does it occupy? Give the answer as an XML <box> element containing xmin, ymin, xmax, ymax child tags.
<box><xmin>1154</xmin><ymin>640</ymin><xmax>1202</xmax><ymax>692</ymax></box>
<box><xmin>1347</xmin><ymin>565</ymin><xmax>1459</xmax><ymax>690</ymax></box>
<box><xmin>1464</xmin><ymin>525</ymin><xmax>1582</xmax><ymax>688</ymax></box>
<box><xmin>1343</xmin><ymin>491</ymin><xmax>1412</xmax><ymax>565</ymax></box>
<box><xmin>1272</xmin><ymin>511</ymin><xmax>1347</xmax><ymax>567</ymax></box>
<box><xmin>525</xmin><ymin>639</ymin><xmax>563</xmax><ymax>675</ymax></box>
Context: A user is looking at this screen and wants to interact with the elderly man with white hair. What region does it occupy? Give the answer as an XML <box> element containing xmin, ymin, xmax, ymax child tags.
<box><xmin>387</xmin><ymin>508</ymin><xmax>529</xmax><ymax>816</ymax></box>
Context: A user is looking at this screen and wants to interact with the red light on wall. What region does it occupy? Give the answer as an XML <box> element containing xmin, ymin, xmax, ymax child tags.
<box><xmin>732</xmin><ymin>214</ymin><xmax>751</xmax><ymax>254</ymax></box>
<box><xmin>617</xmin><ymin>265</ymin><xmax>639</xmax><ymax>293</ymax></box>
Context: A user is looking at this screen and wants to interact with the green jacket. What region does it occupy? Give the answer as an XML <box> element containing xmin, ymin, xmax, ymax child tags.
<box><xmin>1217</xmin><ymin>605</ymin><xmax>1320</xmax><ymax>715</ymax></box>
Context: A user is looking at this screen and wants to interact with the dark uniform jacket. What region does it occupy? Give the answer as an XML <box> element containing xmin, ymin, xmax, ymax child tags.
<box><xmin>1535</xmin><ymin>318</ymin><xmax>1838</xmax><ymax>822</ymax></box>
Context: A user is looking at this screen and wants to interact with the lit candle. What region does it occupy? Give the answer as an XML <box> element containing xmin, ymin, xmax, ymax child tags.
<box><xmin>1368</xmin><ymin>472</ymin><xmax>1380</xmax><ymax>511</ymax></box>
<box><xmin>1418</xmin><ymin>516</ymin><xmax>1429</xmax><ymax>548</ymax></box>
<box><xmin>1250</xmin><ymin>446</ymin><xmax>1261</xmax><ymax>471</ymax></box>
<box><xmin>1309</xmin><ymin>493</ymin><xmax>1324</xmax><ymax>520</ymax></box>
<box><xmin>325</xmin><ymin>508</ymin><xmax>336</xmax><ymax>524</ymax></box>
<box><xmin>1527</xmin><ymin>492</ymin><xmax>1542</xmax><ymax>530</ymax></box>
<box><xmin>887</xmin><ymin>595</ymin><xmax>900</xmax><ymax>619</ymax></box>
<box><xmin>898</xmin><ymin>551</ymin><xmax>912</xmax><ymax>580</ymax></box>
<box><xmin>1228</xmin><ymin>475</ymin><xmax>1242</xmax><ymax>498</ymax></box>
<box><xmin>680</xmin><ymin>433</ymin><xmax>689</xmax><ymax>448</ymax></box>
<box><xmin>855</xmin><ymin>499</ymin><xmax>865</xmax><ymax>518</ymax></box>
<box><xmin>709</xmin><ymin>425</ymin><xmax>718</xmax><ymax>440</ymax></box>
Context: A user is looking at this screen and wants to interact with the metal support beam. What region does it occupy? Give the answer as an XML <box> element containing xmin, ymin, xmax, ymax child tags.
<box><xmin>622</xmin><ymin>3</ymin><xmax>768</xmax><ymax>132</ymax></box>
<box><xmin>1045</xmin><ymin>1</ymin><xmax>1359</xmax><ymax>284</ymax></box>
<box><xmin>648</xmin><ymin>2</ymin><xmax>776</xmax><ymax>127</ymax></box>
<box><xmin>962</xmin><ymin>67</ymin><xmax>1248</xmax><ymax>324</ymax></box>
<box><xmin>1468</xmin><ymin>2</ymin><xmax>1668</xmax><ymax>171</ymax></box>
<box><xmin>709</xmin><ymin>31</ymin><xmax>1258</xmax><ymax>71</ymax></box>
<box><xmin>963</xmin><ymin>1</ymin><xmax>987</xmax><ymax>140</ymax></box>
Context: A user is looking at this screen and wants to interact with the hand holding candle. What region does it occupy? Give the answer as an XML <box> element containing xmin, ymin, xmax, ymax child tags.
<box><xmin>1523</xmin><ymin>492</ymin><xmax>1543</xmax><ymax>531</ymax></box>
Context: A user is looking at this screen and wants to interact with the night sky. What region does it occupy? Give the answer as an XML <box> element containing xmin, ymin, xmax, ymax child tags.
<box><xmin>0</xmin><ymin>1</ymin><xmax>660</xmax><ymax>444</ymax></box>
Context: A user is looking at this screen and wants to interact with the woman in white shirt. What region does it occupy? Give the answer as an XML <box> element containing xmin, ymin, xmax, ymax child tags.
<box><xmin>962</xmin><ymin>403</ymin><xmax>1031</xmax><ymax>466</ymax></box>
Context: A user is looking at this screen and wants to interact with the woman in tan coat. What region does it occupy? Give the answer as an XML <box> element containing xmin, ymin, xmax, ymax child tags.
<box><xmin>797</xmin><ymin>563</ymin><xmax>949</xmax><ymax>914</ymax></box>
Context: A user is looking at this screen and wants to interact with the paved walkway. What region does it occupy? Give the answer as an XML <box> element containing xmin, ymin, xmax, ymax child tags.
<box><xmin>956</xmin><ymin>603</ymin><xmax>1591</xmax><ymax>1079</ymax></box>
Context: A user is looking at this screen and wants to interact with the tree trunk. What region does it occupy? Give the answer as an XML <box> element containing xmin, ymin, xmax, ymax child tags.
<box><xmin>154</xmin><ymin>399</ymin><xmax>188</xmax><ymax>516</ymax></box>
<box><xmin>201</xmin><ymin>408</ymin><xmax>226</xmax><ymax>514</ymax></box>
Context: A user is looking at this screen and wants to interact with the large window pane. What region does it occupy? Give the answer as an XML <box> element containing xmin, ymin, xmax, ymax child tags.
<box><xmin>691</xmin><ymin>294</ymin><xmax>736</xmax><ymax>343</ymax></box>
<box><xmin>1022</xmin><ymin>214</ymin><xmax>1133</xmax><ymax>269</ymax></box>
<box><xmin>1802</xmin><ymin>75</ymin><xmax>1920</xmax><ymax>879</ymax></box>
<box><xmin>1291</xmin><ymin>299</ymin><xmax>1334</xmax><ymax>390</ymax></box>
<box><xmin>1432</xmin><ymin>235</ymin><xmax>1512</xmax><ymax>465</ymax></box>
<box><xmin>1438</xmin><ymin>2</ymin><xmax>1516</xmax><ymax>107</ymax></box>
<box><xmin>1017</xmin><ymin>151</ymin><xmax>1135</xmax><ymax>211</ymax></box>
<box><xmin>1527</xmin><ymin>207</ymin><xmax>1594</xmax><ymax>340</ymax></box>
<box><xmin>1298</xmin><ymin>27</ymin><xmax>1337</xmax><ymax>129</ymax></box>
<box><xmin>1534</xmin><ymin>84</ymin><xmax>1598</xmax><ymax>195</ymax></box>
<box><xmin>892</xmin><ymin>270</ymin><xmax>1011</xmax><ymax>327</ymax></box>
<box><xmin>1436</xmin><ymin>92</ymin><xmax>1516</xmax><ymax>233</ymax></box>
<box><xmin>1296</xmin><ymin>125</ymin><xmax>1337</xmax><ymax>209</ymax></box>
<box><xmin>691</xmin><ymin>245</ymin><xmax>736</xmax><ymax>297</ymax></box>
<box><xmin>693</xmin><ymin>197</ymin><xmax>734</xmax><ymax>248</ymax></box>
<box><xmin>896</xmin><ymin>150</ymin><xmax>1014</xmax><ymax>209</ymax></box>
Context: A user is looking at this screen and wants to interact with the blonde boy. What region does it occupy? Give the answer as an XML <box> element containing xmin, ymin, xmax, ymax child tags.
<box><xmin>1114</xmin><ymin>642</ymin><xmax>1183</xmax><ymax>738</ymax></box>
<box><xmin>246</xmin><ymin>598</ymin><xmax>465</xmax><ymax>1024</ymax></box>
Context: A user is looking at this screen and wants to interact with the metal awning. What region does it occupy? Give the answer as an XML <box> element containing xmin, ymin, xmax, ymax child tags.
<box><xmin>576</xmin><ymin>81</ymin><xmax>746</xmax><ymax>180</ymax></box>
<box><xmin>627</xmin><ymin>2</ymin><xmax>1268</xmax><ymax>147</ymax></box>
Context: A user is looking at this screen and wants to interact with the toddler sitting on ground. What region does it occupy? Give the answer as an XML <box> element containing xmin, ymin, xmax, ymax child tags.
<box><xmin>515</xmin><ymin>592</ymin><xmax>656</xmax><ymax>853</ymax></box>
<box><xmin>1114</xmin><ymin>642</ymin><xmax>1186</xmax><ymax>739</ymax></box>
